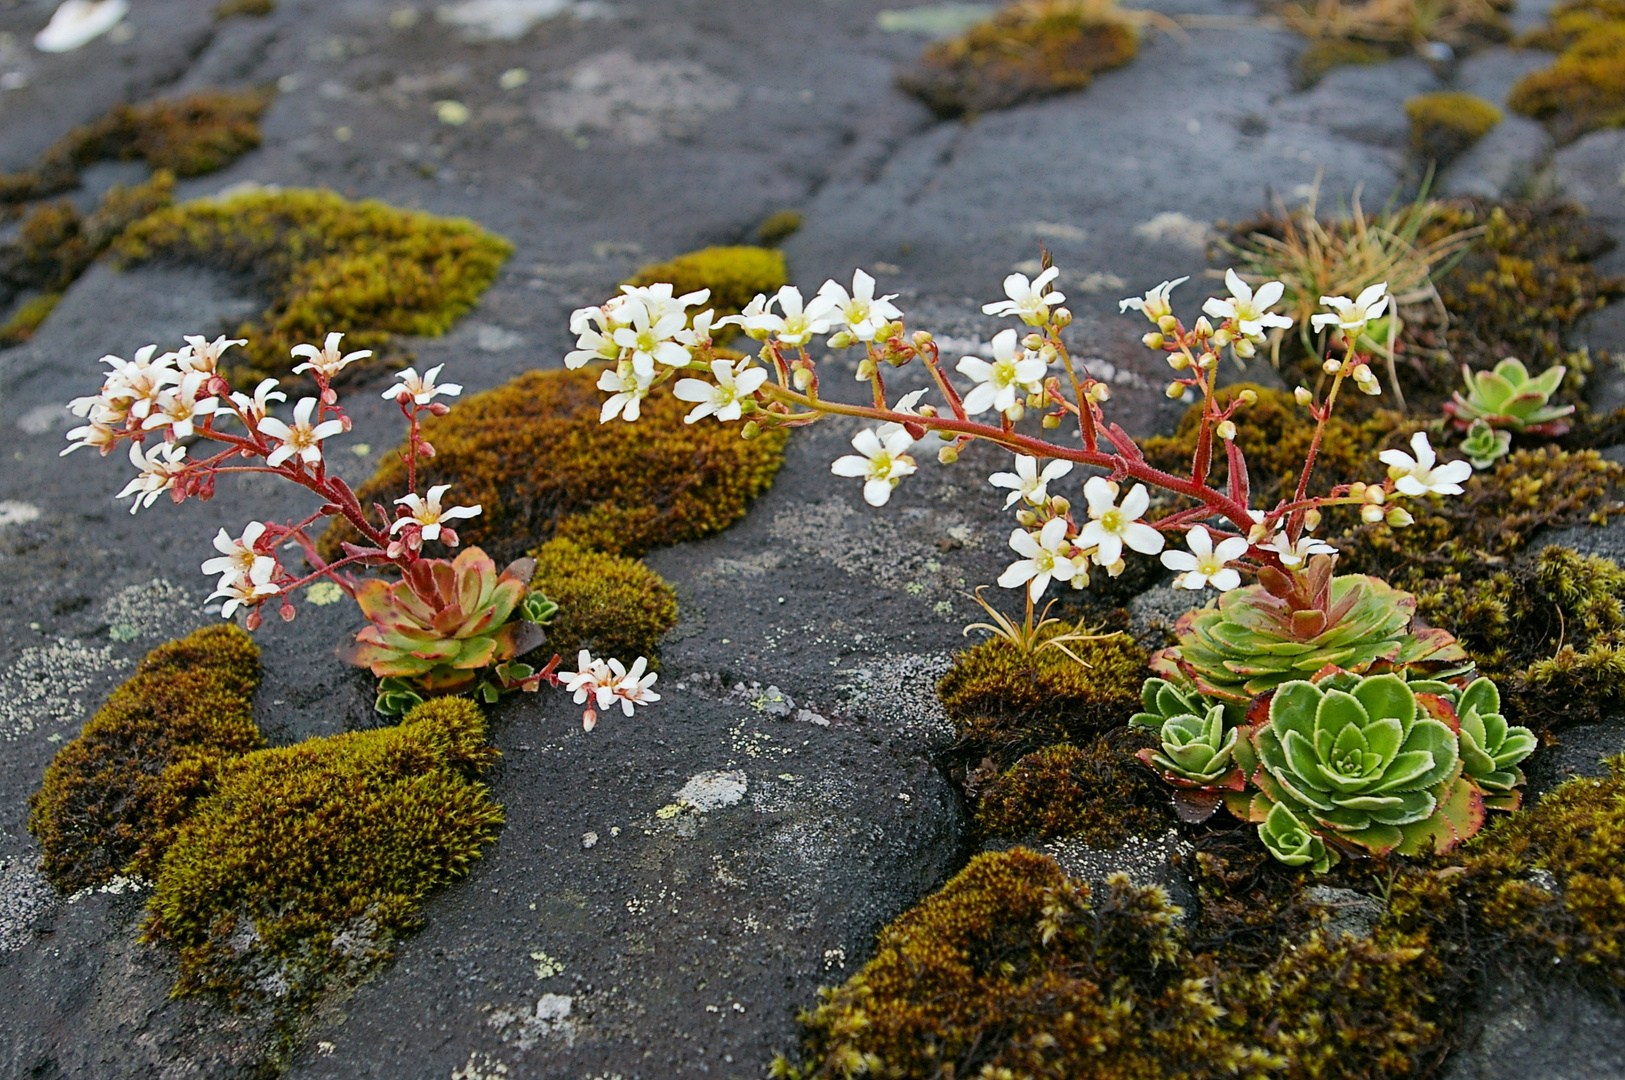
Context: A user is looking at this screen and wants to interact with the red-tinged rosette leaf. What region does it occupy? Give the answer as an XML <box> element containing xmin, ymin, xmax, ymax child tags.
<box><xmin>394</xmin><ymin>580</ymin><xmax>440</xmax><ymax>627</ymax></box>
<box><xmin>1244</xmin><ymin>689</ymin><xmax>1275</xmax><ymax>729</ymax></box>
<box><xmin>1524</xmin><ymin>418</ymin><xmax>1571</xmax><ymax>437</ymax></box>
<box><xmin>505</xmin><ymin>621</ymin><xmax>548</xmax><ymax>657</ymax></box>
<box><xmin>1225</xmin><ymin>787</ymin><xmax>1272</xmax><ymax>823</ymax></box>
<box><xmin>407</xmin><ymin>638</ymin><xmax>462</xmax><ymax>662</ymax></box>
<box><xmin>417</xmin><ymin>665</ymin><xmax>479</xmax><ymax>693</ymax></box>
<box><xmin>1415</xmin><ymin>692</ymin><xmax>1461</xmax><ymax>732</ymax></box>
<box><xmin>1172</xmin><ymin>789</ymin><xmax>1225</xmax><ymax>823</ymax></box>
<box><xmin>1483</xmin><ymin>790</ymin><xmax>1523</xmax><ymax>813</ymax></box>
<box><xmin>369</xmin><ymin>652</ymin><xmax>441</xmax><ymax>677</ymax></box>
<box><xmin>452</xmin><ymin>634</ymin><xmax>500</xmax><ymax>671</ymax></box>
<box><xmin>353</xmin><ymin>579</ymin><xmax>396</xmax><ymax>622</ymax></box>
<box><xmin>431</xmin><ymin>604</ymin><xmax>466</xmax><ymax>637</ymax></box>
<box><xmin>1396</xmin><ymin>773</ymin><xmax>1484</xmax><ymax>856</ymax></box>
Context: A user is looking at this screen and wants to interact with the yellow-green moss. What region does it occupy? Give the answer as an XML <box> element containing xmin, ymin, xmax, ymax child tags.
<box><xmin>142</xmin><ymin>697</ymin><xmax>500</xmax><ymax>998</ymax></box>
<box><xmin>974</xmin><ymin>731</ymin><xmax>1170</xmax><ymax>845</ymax></box>
<box><xmin>0</xmin><ymin>292</ymin><xmax>61</xmax><ymax>346</ymax></box>
<box><xmin>8</xmin><ymin>170</ymin><xmax>174</xmax><ymax>298</ymax></box>
<box><xmin>320</xmin><ymin>368</ymin><xmax>787</xmax><ymax>564</ymax></box>
<box><xmin>113</xmin><ymin>187</ymin><xmax>512</xmax><ymax>384</ymax></box>
<box><xmin>1406</xmin><ymin>92</ymin><xmax>1503</xmax><ymax>164</ymax></box>
<box><xmin>898</xmin><ymin>0</ymin><xmax>1140</xmax><ymax>117</ymax></box>
<box><xmin>27</xmin><ymin>625</ymin><xmax>261</xmax><ymax>893</ymax></box>
<box><xmin>529</xmin><ymin>537</ymin><xmax>679</xmax><ymax>663</ymax></box>
<box><xmin>939</xmin><ymin>630</ymin><xmax>1147</xmax><ymax>765</ymax></box>
<box><xmin>1423</xmin><ymin>200</ymin><xmax>1623</xmax><ymax>375</ymax></box>
<box><xmin>625</xmin><ymin>245</ymin><xmax>788</xmax><ymax>322</ymax></box>
<box><xmin>0</xmin><ymin>89</ymin><xmax>270</xmax><ymax>204</ymax></box>
<box><xmin>1511</xmin><ymin>0</ymin><xmax>1625</xmax><ymax>142</ymax></box>
<box><xmin>1144</xmin><ymin>384</ymin><xmax>1402</xmax><ymax>510</ymax></box>
<box><xmin>757</xmin><ymin>209</ymin><xmax>804</xmax><ymax>246</ymax></box>
<box><xmin>1294</xmin><ymin>37</ymin><xmax>1394</xmax><ymax>89</ymax></box>
<box><xmin>215</xmin><ymin>0</ymin><xmax>274</xmax><ymax>16</ymax></box>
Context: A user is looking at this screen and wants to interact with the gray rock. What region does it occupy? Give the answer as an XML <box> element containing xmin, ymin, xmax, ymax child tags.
<box><xmin>1303</xmin><ymin>884</ymin><xmax>1385</xmax><ymax>940</ymax></box>
<box><xmin>1439</xmin><ymin>115</ymin><xmax>1553</xmax><ymax>200</ymax></box>
<box><xmin>1524</xmin><ymin>716</ymin><xmax>1625</xmax><ymax>799</ymax></box>
<box><xmin>1555</xmin><ymin>129</ymin><xmax>1625</xmax><ymax>223</ymax></box>
<box><xmin>1453</xmin><ymin>48</ymin><xmax>1555</xmax><ymax>108</ymax></box>
<box><xmin>1041</xmin><ymin>828</ymin><xmax>1197</xmax><ymax>918</ymax></box>
<box><xmin>1443</xmin><ymin>966</ymin><xmax>1625</xmax><ymax>1080</ymax></box>
<box><xmin>1276</xmin><ymin>59</ymin><xmax>1444</xmax><ymax>149</ymax></box>
<box><xmin>1127</xmin><ymin>584</ymin><xmax>1198</xmax><ymax>654</ymax></box>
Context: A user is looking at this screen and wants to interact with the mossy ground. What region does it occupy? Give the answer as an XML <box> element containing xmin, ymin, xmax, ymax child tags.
<box><xmin>28</xmin><ymin>625</ymin><xmax>262</xmax><ymax>893</ymax></box>
<box><xmin>530</xmin><ymin>537</ymin><xmax>679</xmax><ymax>664</ymax></box>
<box><xmin>1405</xmin><ymin>92</ymin><xmax>1503</xmax><ymax>165</ymax></box>
<box><xmin>1281</xmin><ymin>0</ymin><xmax>1511</xmax><ymax>88</ymax></box>
<box><xmin>898</xmin><ymin>0</ymin><xmax>1140</xmax><ymax>117</ymax></box>
<box><xmin>0</xmin><ymin>89</ymin><xmax>270</xmax><ymax>205</ymax></box>
<box><xmin>1511</xmin><ymin>0</ymin><xmax>1625</xmax><ymax>143</ymax></box>
<box><xmin>142</xmin><ymin>697</ymin><xmax>501</xmax><ymax>999</ymax></box>
<box><xmin>113</xmin><ymin>188</ymin><xmax>512</xmax><ymax>385</ymax></box>
<box><xmin>974</xmin><ymin>731</ymin><xmax>1171</xmax><ymax>846</ymax></box>
<box><xmin>320</xmin><ymin>368</ymin><xmax>787</xmax><ymax>564</ymax></box>
<box><xmin>625</xmin><ymin>246</ymin><xmax>788</xmax><ymax>323</ymax></box>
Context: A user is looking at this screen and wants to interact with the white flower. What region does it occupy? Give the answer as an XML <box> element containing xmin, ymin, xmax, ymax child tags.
<box><xmin>1262</xmin><ymin>529</ymin><xmax>1338</xmax><ymax>568</ymax></box>
<box><xmin>1378</xmin><ymin>431</ymin><xmax>1472</xmax><ymax>497</ymax></box>
<box><xmin>1310</xmin><ymin>282</ymin><xmax>1390</xmax><ymax>336</ymax></box>
<box><xmin>997</xmin><ymin>516</ymin><xmax>1084</xmax><ymax>602</ymax></box>
<box><xmin>258</xmin><ymin>397</ymin><xmax>344</xmax><ymax>467</ymax></box>
<box><xmin>956</xmin><ymin>329</ymin><xmax>1046</xmax><ymax>417</ymax></box>
<box><xmin>1161</xmin><ymin>525</ymin><xmax>1250</xmax><ymax>591</ymax></box>
<box><xmin>1118</xmin><ymin>277</ymin><xmax>1188</xmax><ymax>321</ymax></box>
<box><xmin>61</xmin><ymin>420</ymin><xmax>117</xmax><ymax>456</ymax></box>
<box><xmin>384</xmin><ymin>363</ymin><xmax>463</xmax><ymax>406</ymax></box>
<box><xmin>115</xmin><ymin>441</ymin><xmax>188</xmax><ymax>513</ymax></box>
<box><xmin>230</xmin><ymin>378</ymin><xmax>287</xmax><ymax>424</ymax></box>
<box><xmin>208</xmin><ymin>558</ymin><xmax>280</xmax><ymax>619</ymax></box>
<box><xmin>290</xmin><ymin>331</ymin><xmax>372</xmax><ymax>379</ymax></box>
<box><xmin>101</xmin><ymin>344</ymin><xmax>179</xmax><ymax>420</ymax></box>
<box><xmin>179</xmin><ymin>334</ymin><xmax>245</xmax><ymax>375</ymax></box>
<box><xmin>740</xmin><ymin>286</ymin><xmax>837</xmax><ymax>346</ymax></box>
<box><xmin>619</xmin><ymin>283</ymin><xmax>710</xmax><ymax>325</ymax></box>
<box><xmin>143</xmin><ymin>371</ymin><xmax>219</xmax><ymax>440</ymax></box>
<box><xmin>988</xmin><ymin>454</ymin><xmax>1073</xmax><ymax>509</ymax></box>
<box><xmin>673</xmin><ymin>359</ymin><xmax>768</xmax><ymax>424</ymax></box>
<box><xmin>201</xmin><ymin>521</ymin><xmax>276</xmax><ymax>586</ymax></box>
<box><xmin>675</xmin><ymin>309</ymin><xmax>717</xmax><ymax>348</ymax></box>
<box><xmin>610</xmin><ymin>656</ymin><xmax>660</xmax><ymax>716</ymax></box>
<box><xmin>830</xmin><ymin>427</ymin><xmax>917</xmax><ymax>507</ymax></box>
<box><xmin>876</xmin><ymin>389</ymin><xmax>936</xmax><ymax>447</ymax></box>
<box><xmin>597</xmin><ymin>363</ymin><xmax>650</xmax><ymax>423</ymax></box>
<box><xmin>612</xmin><ymin>299</ymin><xmax>691</xmax><ymax>379</ymax></box>
<box><xmin>816</xmin><ymin>269</ymin><xmax>902</xmax><ymax>343</ymax></box>
<box><xmin>34</xmin><ymin>0</ymin><xmax>128</xmax><ymax>53</ymax></box>
<box><xmin>1077</xmin><ymin>476</ymin><xmax>1164</xmax><ymax>565</ymax></box>
<box><xmin>565</xmin><ymin>307</ymin><xmax>623</xmax><ymax>369</ymax></box>
<box><xmin>1202</xmin><ymin>269</ymin><xmax>1293</xmax><ymax>340</ymax></box>
<box><xmin>982</xmin><ymin>266</ymin><xmax>1065</xmax><ymax>325</ymax></box>
<box><xmin>392</xmin><ymin>484</ymin><xmax>482</xmax><ymax>541</ymax></box>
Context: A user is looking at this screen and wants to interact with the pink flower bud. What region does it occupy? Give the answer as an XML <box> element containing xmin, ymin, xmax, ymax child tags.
<box><xmin>582</xmin><ymin>708</ymin><xmax>598</xmax><ymax>732</ymax></box>
<box><xmin>429</xmin><ymin>402</ymin><xmax>451</xmax><ymax>416</ymax></box>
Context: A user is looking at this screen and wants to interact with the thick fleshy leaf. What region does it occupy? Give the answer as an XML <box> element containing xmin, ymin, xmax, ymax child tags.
<box><xmin>1395</xmin><ymin>717</ymin><xmax>1459</xmax><ymax>790</ymax></box>
<box><xmin>1493</xmin><ymin>728</ymin><xmax>1538</xmax><ymax>767</ymax></box>
<box><xmin>1314</xmin><ymin>690</ymin><xmax>1370</xmax><ymax>743</ymax></box>
<box><xmin>453</xmin><ymin>634</ymin><xmax>499</xmax><ymax>670</ymax></box>
<box><xmin>1352</xmin><ymin>674</ymin><xmax>1414</xmax><ymax>727</ymax></box>
<box><xmin>1395</xmin><ymin>776</ymin><xmax>1482</xmax><ymax>855</ymax></box>
<box><xmin>1270</xmin><ymin>681</ymin><xmax>1322</xmax><ymax>737</ymax></box>
<box><xmin>1458</xmin><ymin>677</ymin><xmax>1499</xmax><ymax>720</ymax></box>
<box><xmin>1364</xmin><ymin>786</ymin><xmax>1439</xmax><ymax>826</ymax></box>
<box><xmin>1333</xmin><ymin>820</ymin><xmax>1405</xmax><ymax>856</ymax></box>
<box><xmin>1369</xmin><ymin>749</ymin><xmax>1441</xmax><ymax>792</ymax></box>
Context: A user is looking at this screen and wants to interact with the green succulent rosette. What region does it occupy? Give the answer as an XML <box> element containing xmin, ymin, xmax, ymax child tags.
<box><xmin>1152</xmin><ymin>573</ymin><xmax>1471</xmax><ymax>721</ymax></box>
<box><xmin>1444</xmin><ymin>357</ymin><xmax>1574</xmax><ymax>436</ymax></box>
<box><xmin>1133</xmin><ymin>677</ymin><xmax>1247</xmax><ymax>821</ymax></box>
<box><xmin>1460</xmin><ymin>418</ymin><xmax>1512</xmax><ymax>470</ymax></box>
<box><xmin>1259</xmin><ymin>800</ymin><xmax>1333</xmax><ymax>873</ymax></box>
<box><xmin>343</xmin><ymin>546</ymin><xmax>549</xmax><ymax>699</ymax></box>
<box><xmin>1232</xmin><ymin>670</ymin><xmax>1485</xmax><ymax>860</ymax></box>
<box><xmin>1427</xmin><ymin>677</ymin><xmax>1538</xmax><ymax>811</ymax></box>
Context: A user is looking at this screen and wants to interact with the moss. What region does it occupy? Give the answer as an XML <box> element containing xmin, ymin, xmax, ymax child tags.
<box><xmin>0</xmin><ymin>292</ymin><xmax>61</xmax><ymax>346</ymax></box>
<box><xmin>1144</xmin><ymin>384</ymin><xmax>1402</xmax><ymax>510</ymax></box>
<box><xmin>27</xmin><ymin>625</ymin><xmax>262</xmax><ymax>893</ymax></box>
<box><xmin>1421</xmin><ymin>200</ymin><xmax>1622</xmax><ymax>379</ymax></box>
<box><xmin>757</xmin><ymin>209</ymin><xmax>804</xmax><ymax>246</ymax></box>
<box><xmin>1294</xmin><ymin>38</ymin><xmax>1394</xmax><ymax>88</ymax></box>
<box><xmin>320</xmin><ymin>368</ymin><xmax>787</xmax><ymax>564</ymax></box>
<box><xmin>938</xmin><ymin>629</ymin><xmax>1147</xmax><ymax>765</ymax></box>
<box><xmin>3</xmin><ymin>170</ymin><xmax>174</xmax><ymax>298</ymax></box>
<box><xmin>624</xmin><ymin>245</ymin><xmax>788</xmax><ymax>322</ymax></box>
<box><xmin>0</xmin><ymin>89</ymin><xmax>270</xmax><ymax>204</ymax></box>
<box><xmin>974</xmin><ymin>731</ymin><xmax>1171</xmax><ymax>845</ymax></box>
<box><xmin>215</xmin><ymin>0</ymin><xmax>274</xmax><ymax>16</ymax></box>
<box><xmin>141</xmin><ymin>697</ymin><xmax>501</xmax><ymax>999</ymax></box>
<box><xmin>898</xmin><ymin>0</ymin><xmax>1140</xmax><ymax>118</ymax></box>
<box><xmin>1511</xmin><ymin>1</ymin><xmax>1625</xmax><ymax>142</ymax></box>
<box><xmin>114</xmin><ymin>187</ymin><xmax>512</xmax><ymax>384</ymax></box>
<box><xmin>529</xmin><ymin>537</ymin><xmax>679</xmax><ymax>663</ymax></box>
<box><xmin>1406</xmin><ymin>92</ymin><xmax>1503</xmax><ymax>165</ymax></box>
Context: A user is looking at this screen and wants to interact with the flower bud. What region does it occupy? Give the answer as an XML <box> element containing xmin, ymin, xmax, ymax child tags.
<box><xmin>1361</xmin><ymin>380</ymin><xmax>1383</xmax><ymax>396</ymax></box>
<box><xmin>419</xmin><ymin>440</ymin><xmax>435</xmax><ymax>458</ymax></box>
<box><xmin>1216</xmin><ymin>419</ymin><xmax>1237</xmax><ymax>441</ymax></box>
<box><xmin>1023</xmin><ymin>333</ymin><xmax>1044</xmax><ymax>351</ymax></box>
<box><xmin>1211</xmin><ymin>328</ymin><xmax>1233</xmax><ymax>347</ymax></box>
<box><xmin>1142</xmin><ymin>331</ymin><xmax>1165</xmax><ymax>350</ymax></box>
<box><xmin>1157</xmin><ymin>314</ymin><xmax>1178</xmax><ymax>334</ymax></box>
<box><xmin>918</xmin><ymin>404</ymin><xmax>937</xmax><ymax>417</ymax></box>
<box><xmin>1167</xmin><ymin>352</ymin><xmax>1191</xmax><ymax>371</ymax></box>
<box><xmin>322</xmin><ymin>387</ymin><xmax>339</xmax><ymax>406</ymax></box>
<box><xmin>1386</xmin><ymin>507</ymin><xmax>1415</xmax><ymax>527</ymax></box>
<box><xmin>1233</xmin><ymin>338</ymin><xmax>1257</xmax><ymax>359</ymax></box>
<box><xmin>1361</xmin><ymin>503</ymin><xmax>1386</xmax><ymax>523</ymax></box>
<box><xmin>793</xmin><ymin>366</ymin><xmax>813</xmax><ymax>390</ymax></box>
<box><xmin>1104</xmin><ymin>556</ymin><xmax>1127</xmax><ymax>578</ymax></box>
<box><xmin>1004</xmin><ymin>401</ymin><xmax>1025</xmax><ymax>422</ymax></box>
<box><xmin>340</xmin><ymin>415</ymin><xmax>354</xmax><ymax>432</ymax></box>
<box><xmin>1294</xmin><ymin>386</ymin><xmax>1313</xmax><ymax>406</ymax></box>
<box><xmin>828</xmin><ymin>331</ymin><xmax>854</xmax><ymax>350</ymax></box>
<box><xmin>1016</xmin><ymin>509</ymin><xmax>1038</xmax><ymax>527</ymax></box>
<box><xmin>741</xmin><ymin>420</ymin><xmax>761</xmax><ymax>440</ymax></box>
<box><xmin>1197</xmin><ymin>351</ymin><xmax>1218</xmax><ymax>370</ymax></box>
<box><xmin>1194</xmin><ymin>316</ymin><xmax>1214</xmax><ymax>338</ymax></box>
<box><xmin>1050</xmin><ymin>495</ymin><xmax>1070</xmax><ymax>515</ymax></box>
<box><xmin>1248</xmin><ymin>522</ymin><xmax>1270</xmax><ymax>543</ymax></box>
<box><xmin>1042</xmin><ymin>412</ymin><xmax>1062</xmax><ymax>429</ymax></box>
<box><xmin>1364</xmin><ymin>486</ymin><xmax>1385</xmax><ymax>505</ymax></box>
<box><xmin>1052</xmin><ymin>307</ymin><xmax>1072</xmax><ymax>328</ymax></box>
<box><xmin>1304</xmin><ymin>508</ymin><xmax>1321</xmax><ymax>531</ymax></box>
<box><xmin>746</xmin><ymin>325</ymin><xmax>771</xmax><ymax>342</ymax></box>
<box><xmin>856</xmin><ymin>357</ymin><xmax>877</xmax><ymax>381</ymax></box>
<box><xmin>1237</xmin><ymin>388</ymin><xmax>1258</xmax><ymax>406</ymax></box>
<box><xmin>911</xmin><ymin>330</ymin><xmax>934</xmax><ymax>346</ymax></box>
<box><xmin>1323</xmin><ymin>358</ymin><xmax>1343</xmax><ymax>375</ymax></box>
<box><xmin>1088</xmin><ymin>382</ymin><xmax>1111</xmax><ymax>403</ymax></box>
<box><xmin>1038</xmin><ymin>343</ymin><xmax>1058</xmax><ymax>364</ymax></box>
<box><xmin>938</xmin><ymin>444</ymin><xmax>959</xmax><ymax>464</ymax></box>
<box><xmin>1166</xmin><ymin>381</ymin><xmax>1186</xmax><ymax>399</ymax></box>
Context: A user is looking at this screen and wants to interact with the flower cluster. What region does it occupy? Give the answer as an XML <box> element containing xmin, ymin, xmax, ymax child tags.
<box><xmin>560</xmin><ymin>649</ymin><xmax>660</xmax><ymax>731</ymax></box>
